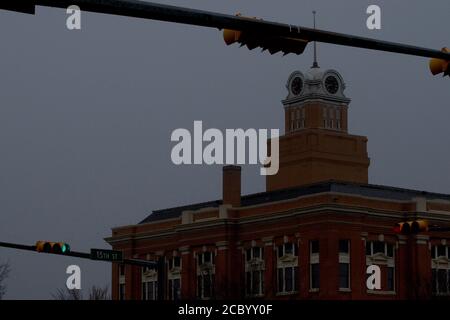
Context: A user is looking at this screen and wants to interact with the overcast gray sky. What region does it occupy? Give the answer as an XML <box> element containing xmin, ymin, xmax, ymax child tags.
<box><xmin>1</xmin><ymin>0</ymin><xmax>449</xmax><ymax>299</ymax></box>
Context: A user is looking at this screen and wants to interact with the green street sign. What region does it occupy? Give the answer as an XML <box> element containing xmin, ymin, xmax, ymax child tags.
<box><xmin>90</xmin><ymin>249</ymin><xmax>123</xmax><ymax>262</ymax></box>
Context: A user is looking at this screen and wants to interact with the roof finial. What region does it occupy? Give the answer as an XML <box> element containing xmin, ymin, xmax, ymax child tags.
<box><xmin>312</xmin><ymin>10</ymin><xmax>319</xmax><ymax>68</ymax></box>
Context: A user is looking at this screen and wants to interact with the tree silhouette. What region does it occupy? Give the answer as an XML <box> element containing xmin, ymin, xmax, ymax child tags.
<box><xmin>0</xmin><ymin>261</ymin><xmax>11</xmax><ymax>299</ymax></box>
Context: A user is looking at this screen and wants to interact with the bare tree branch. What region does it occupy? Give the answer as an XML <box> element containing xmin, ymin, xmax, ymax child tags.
<box><xmin>51</xmin><ymin>287</ymin><xmax>82</xmax><ymax>300</ymax></box>
<box><xmin>0</xmin><ymin>261</ymin><xmax>11</xmax><ymax>300</ymax></box>
<box><xmin>52</xmin><ymin>285</ymin><xmax>110</xmax><ymax>300</ymax></box>
<box><xmin>88</xmin><ymin>285</ymin><xmax>110</xmax><ymax>300</ymax></box>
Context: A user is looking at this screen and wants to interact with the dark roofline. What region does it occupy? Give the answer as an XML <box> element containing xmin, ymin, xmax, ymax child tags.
<box><xmin>139</xmin><ymin>180</ymin><xmax>450</xmax><ymax>224</ymax></box>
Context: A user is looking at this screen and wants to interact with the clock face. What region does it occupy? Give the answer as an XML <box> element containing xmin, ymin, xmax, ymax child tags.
<box><xmin>324</xmin><ymin>76</ymin><xmax>339</xmax><ymax>94</ymax></box>
<box><xmin>290</xmin><ymin>77</ymin><xmax>303</xmax><ymax>95</ymax></box>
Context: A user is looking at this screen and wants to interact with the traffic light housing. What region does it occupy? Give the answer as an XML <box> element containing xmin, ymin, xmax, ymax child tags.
<box><xmin>393</xmin><ymin>219</ymin><xmax>429</xmax><ymax>235</ymax></box>
<box><xmin>429</xmin><ymin>47</ymin><xmax>450</xmax><ymax>77</ymax></box>
<box><xmin>223</xmin><ymin>15</ymin><xmax>309</xmax><ymax>56</ymax></box>
<box><xmin>35</xmin><ymin>241</ymin><xmax>71</xmax><ymax>254</ymax></box>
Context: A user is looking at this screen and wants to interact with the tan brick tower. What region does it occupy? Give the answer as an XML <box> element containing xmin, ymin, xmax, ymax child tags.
<box><xmin>266</xmin><ymin>67</ymin><xmax>370</xmax><ymax>191</ymax></box>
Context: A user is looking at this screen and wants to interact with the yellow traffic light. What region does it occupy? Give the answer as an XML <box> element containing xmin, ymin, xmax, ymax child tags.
<box><xmin>223</xmin><ymin>15</ymin><xmax>309</xmax><ymax>56</ymax></box>
<box><xmin>411</xmin><ymin>219</ymin><xmax>429</xmax><ymax>234</ymax></box>
<box><xmin>394</xmin><ymin>221</ymin><xmax>411</xmax><ymax>235</ymax></box>
<box><xmin>223</xmin><ymin>29</ymin><xmax>243</xmax><ymax>46</ymax></box>
<box><xmin>429</xmin><ymin>47</ymin><xmax>450</xmax><ymax>76</ymax></box>
<box><xmin>393</xmin><ymin>220</ymin><xmax>428</xmax><ymax>235</ymax></box>
<box><xmin>35</xmin><ymin>241</ymin><xmax>70</xmax><ymax>254</ymax></box>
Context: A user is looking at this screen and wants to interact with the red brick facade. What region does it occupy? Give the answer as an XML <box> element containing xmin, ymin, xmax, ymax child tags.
<box><xmin>105</xmin><ymin>68</ymin><xmax>450</xmax><ymax>300</ymax></box>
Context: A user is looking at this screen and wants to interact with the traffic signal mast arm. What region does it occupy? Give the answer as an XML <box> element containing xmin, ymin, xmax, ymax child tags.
<box><xmin>0</xmin><ymin>241</ymin><xmax>155</xmax><ymax>268</ymax></box>
<box><xmin>2</xmin><ymin>0</ymin><xmax>450</xmax><ymax>61</ymax></box>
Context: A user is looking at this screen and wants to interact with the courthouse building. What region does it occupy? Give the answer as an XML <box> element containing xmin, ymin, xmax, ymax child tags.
<box><xmin>105</xmin><ymin>66</ymin><xmax>450</xmax><ymax>300</ymax></box>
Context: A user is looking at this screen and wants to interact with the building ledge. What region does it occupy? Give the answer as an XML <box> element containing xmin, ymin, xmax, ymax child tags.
<box><xmin>276</xmin><ymin>291</ymin><xmax>299</xmax><ymax>297</ymax></box>
<box><xmin>367</xmin><ymin>290</ymin><xmax>396</xmax><ymax>295</ymax></box>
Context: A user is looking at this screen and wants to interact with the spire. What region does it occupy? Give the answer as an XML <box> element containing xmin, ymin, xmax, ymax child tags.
<box><xmin>312</xmin><ymin>10</ymin><xmax>319</xmax><ymax>68</ymax></box>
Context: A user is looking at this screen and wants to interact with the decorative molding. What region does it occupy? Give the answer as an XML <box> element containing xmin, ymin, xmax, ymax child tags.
<box><xmin>367</xmin><ymin>290</ymin><xmax>396</xmax><ymax>296</ymax></box>
<box><xmin>413</xmin><ymin>197</ymin><xmax>427</xmax><ymax>213</ymax></box>
<box><xmin>106</xmin><ymin>200</ymin><xmax>450</xmax><ymax>244</ymax></box>
<box><xmin>219</xmin><ymin>205</ymin><xmax>231</xmax><ymax>219</ymax></box>
<box><xmin>216</xmin><ymin>241</ymin><xmax>229</xmax><ymax>251</ymax></box>
<box><xmin>397</xmin><ymin>235</ymin><xmax>407</xmax><ymax>245</ymax></box>
<box><xmin>415</xmin><ymin>234</ymin><xmax>429</xmax><ymax>245</ymax></box>
<box><xmin>181</xmin><ymin>210</ymin><xmax>193</xmax><ymax>224</ymax></box>
<box><xmin>179</xmin><ymin>246</ymin><xmax>190</xmax><ymax>254</ymax></box>
<box><xmin>262</xmin><ymin>236</ymin><xmax>274</xmax><ymax>246</ymax></box>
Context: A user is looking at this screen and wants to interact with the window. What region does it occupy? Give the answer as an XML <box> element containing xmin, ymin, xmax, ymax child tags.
<box><xmin>118</xmin><ymin>264</ymin><xmax>125</xmax><ymax>300</ymax></box>
<box><xmin>322</xmin><ymin>107</ymin><xmax>340</xmax><ymax>130</ymax></box>
<box><xmin>168</xmin><ymin>256</ymin><xmax>181</xmax><ymax>270</ymax></box>
<box><xmin>339</xmin><ymin>263</ymin><xmax>350</xmax><ymax>289</ymax></box>
<box><xmin>431</xmin><ymin>245</ymin><xmax>450</xmax><ymax>295</ymax></box>
<box><xmin>119</xmin><ymin>283</ymin><xmax>125</xmax><ymax>301</ymax></box>
<box><xmin>323</xmin><ymin>107</ymin><xmax>328</xmax><ymax>128</ymax></box>
<box><xmin>142</xmin><ymin>265</ymin><xmax>158</xmax><ymax>301</ymax></box>
<box><xmin>310</xmin><ymin>240</ymin><xmax>320</xmax><ymax>290</ymax></box>
<box><xmin>167</xmin><ymin>256</ymin><xmax>181</xmax><ymax>300</ymax></box>
<box><xmin>366</xmin><ymin>241</ymin><xmax>396</xmax><ymax>292</ymax></box>
<box><xmin>311</xmin><ymin>263</ymin><xmax>320</xmax><ymax>290</ymax></box>
<box><xmin>119</xmin><ymin>264</ymin><xmax>125</xmax><ymax>276</ymax></box>
<box><xmin>366</xmin><ymin>241</ymin><xmax>394</xmax><ymax>257</ymax></box>
<box><xmin>197</xmin><ymin>251</ymin><xmax>215</xmax><ymax>299</ymax></box>
<box><xmin>290</xmin><ymin>111</ymin><xmax>295</xmax><ymax>131</ymax></box>
<box><xmin>386</xmin><ymin>243</ymin><xmax>394</xmax><ymax>258</ymax></box>
<box><xmin>339</xmin><ymin>240</ymin><xmax>350</xmax><ymax>290</ymax></box>
<box><xmin>142</xmin><ymin>280</ymin><xmax>158</xmax><ymax>301</ymax></box>
<box><xmin>301</xmin><ymin>108</ymin><xmax>306</xmax><ymax>128</ymax></box>
<box><xmin>373</xmin><ymin>241</ymin><xmax>385</xmax><ymax>254</ymax></box>
<box><xmin>387</xmin><ymin>267</ymin><xmax>395</xmax><ymax>291</ymax></box>
<box><xmin>168</xmin><ymin>278</ymin><xmax>181</xmax><ymax>300</ymax></box>
<box><xmin>245</xmin><ymin>247</ymin><xmax>265</xmax><ymax>297</ymax></box>
<box><xmin>437</xmin><ymin>245</ymin><xmax>447</xmax><ymax>258</ymax></box>
<box><xmin>310</xmin><ymin>240</ymin><xmax>319</xmax><ymax>255</ymax></box>
<box><xmin>339</xmin><ymin>239</ymin><xmax>349</xmax><ymax>254</ymax></box>
<box><xmin>336</xmin><ymin>108</ymin><xmax>341</xmax><ymax>129</ymax></box>
<box><xmin>290</xmin><ymin>108</ymin><xmax>306</xmax><ymax>131</ymax></box>
<box><xmin>277</xmin><ymin>242</ymin><xmax>299</xmax><ymax>294</ymax></box>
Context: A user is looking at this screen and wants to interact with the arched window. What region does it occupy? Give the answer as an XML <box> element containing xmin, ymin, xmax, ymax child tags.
<box><xmin>245</xmin><ymin>246</ymin><xmax>265</xmax><ymax>297</ymax></box>
<box><xmin>142</xmin><ymin>264</ymin><xmax>158</xmax><ymax>300</ymax></box>
<box><xmin>197</xmin><ymin>251</ymin><xmax>215</xmax><ymax>299</ymax></box>
<box><xmin>167</xmin><ymin>256</ymin><xmax>181</xmax><ymax>300</ymax></box>
<box><xmin>277</xmin><ymin>242</ymin><xmax>299</xmax><ymax>294</ymax></box>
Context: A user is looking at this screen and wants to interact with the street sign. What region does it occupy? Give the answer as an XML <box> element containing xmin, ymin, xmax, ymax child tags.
<box><xmin>90</xmin><ymin>249</ymin><xmax>123</xmax><ymax>262</ymax></box>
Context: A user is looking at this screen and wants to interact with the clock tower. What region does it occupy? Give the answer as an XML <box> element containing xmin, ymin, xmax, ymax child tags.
<box><xmin>266</xmin><ymin>67</ymin><xmax>370</xmax><ymax>191</ymax></box>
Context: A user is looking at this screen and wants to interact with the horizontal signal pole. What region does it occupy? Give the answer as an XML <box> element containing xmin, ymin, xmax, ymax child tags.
<box><xmin>2</xmin><ymin>0</ymin><xmax>450</xmax><ymax>61</ymax></box>
<box><xmin>0</xmin><ymin>241</ymin><xmax>157</xmax><ymax>268</ymax></box>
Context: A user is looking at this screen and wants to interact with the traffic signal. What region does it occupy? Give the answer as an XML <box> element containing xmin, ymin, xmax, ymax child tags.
<box><xmin>429</xmin><ymin>47</ymin><xmax>450</xmax><ymax>77</ymax></box>
<box><xmin>393</xmin><ymin>219</ymin><xmax>429</xmax><ymax>235</ymax></box>
<box><xmin>223</xmin><ymin>29</ymin><xmax>309</xmax><ymax>55</ymax></box>
<box><xmin>223</xmin><ymin>15</ymin><xmax>309</xmax><ymax>56</ymax></box>
<box><xmin>35</xmin><ymin>241</ymin><xmax>71</xmax><ymax>254</ymax></box>
<box><xmin>0</xmin><ymin>1</ymin><xmax>35</xmax><ymax>14</ymax></box>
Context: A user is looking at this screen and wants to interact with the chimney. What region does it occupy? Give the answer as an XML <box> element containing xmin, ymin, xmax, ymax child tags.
<box><xmin>222</xmin><ymin>165</ymin><xmax>241</xmax><ymax>207</ymax></box>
